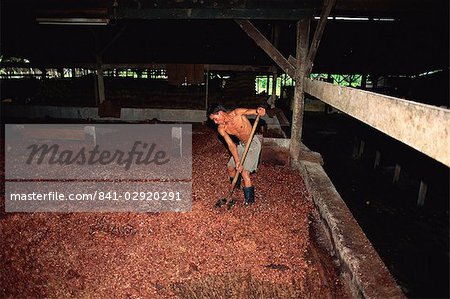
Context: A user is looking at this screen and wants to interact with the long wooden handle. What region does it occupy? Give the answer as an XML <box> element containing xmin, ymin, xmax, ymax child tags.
<box><xmin>230</xmin><ymin>114</ymin><xmax>261</xmax><ymax>190</ymax></box>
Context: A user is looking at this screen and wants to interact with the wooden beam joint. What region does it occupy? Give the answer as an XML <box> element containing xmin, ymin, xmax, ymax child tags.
<box><xmin>305</xmin><ymin>0</ymin><xmax>336</xmax><ymax>74</ymax></box>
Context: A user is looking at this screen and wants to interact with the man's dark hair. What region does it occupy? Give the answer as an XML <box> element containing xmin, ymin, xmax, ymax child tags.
<box><xmin>208</xmin><ymin>103</ymin><xmax>227</xmax><ymax>116</ymax></box>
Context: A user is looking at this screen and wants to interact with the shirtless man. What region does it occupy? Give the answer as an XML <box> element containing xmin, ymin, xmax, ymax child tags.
<box><xmin>208</xmin><ymin>104</ymin><xmax>266</xmax><ymax>205</ymax></box>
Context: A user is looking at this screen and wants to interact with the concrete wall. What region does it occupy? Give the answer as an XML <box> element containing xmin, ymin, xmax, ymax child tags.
<box><xmin>2</xmin><ymin>105</ymin><xmax>286</xmax><ymax>128</ymax></box>
<box><xmin>294</xmin><ymin>156</ymin><xmax>405</xmax><ymax>298</ymax></box>
<box><xmin>2</xmin><ymin>104</ymin><xmax>207</xmax><ymax>122</ymax></box>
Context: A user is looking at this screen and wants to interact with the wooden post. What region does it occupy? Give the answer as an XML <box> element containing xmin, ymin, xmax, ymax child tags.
<box><xmin>290</xmin><ymin>18</ymin><xmax>310</xmax><ymax>162</ymax></box>
<box><xmin>40</xmin><ymin>68</ymin><xmax>47</xmax><ymax>80</ymax></box>
<box><xmin>93</xmin><ymin>25</ymin><xmax>127</xmax><ymax>105</ymax></box>
<box><xmin>371</xmin><ymin>74</ymin><xmax>379</xmax><ymax>88</ymax></box>
<box><xmin>94</xmin><ymin>70</ymin><xmax>99</xmax><ymax>104</ymax></box>
<box><xmin>290</xmin><ymin>0</ymin><xmax>334</xmax><ymax>161</ymax></box>
<box><xmin>358</xmin><ymin>139</ymin><xmax>365</xmax><ymax>158</ymax></box>
<box><xmin>352</xmin><ymin>137</ymin><xmax>359</xmax><ymax>159</ymax></box>
<box><xmin>270</xmin><ymin>71</ymin><xmax>278</xmax><ymax>107</ymax></box>
<box><xmin>374</xmin><ymin>150</ymin><xmax>381</xmax><ymax>169</ymax></box>
<box><xmin>269</xmin><ymin>24</ymin><xmax>280</xmax><ymax>108</ymax></box>
<box><xmin>205</xmin><ymin>66</ymin><xmax>209</xmax><ymax>111</ymax></box>
<box><xmin>96</xmin><ymin>54</ymin><xmax>106</xmax><ymax>105</ymax></box>
<box><xmin>393</xmin><ymin>163</ymin><xmax>401</xmax><ymax>184</ymax></box>
<box><xmin>361</xmin><ymin>74</ymin><xmax>367</xmax><ymax>89</ymax></box>
<box><xmin>417</xmin><ymin>181</ymin><xmax>427</xmax><ymax>206</ymax></box>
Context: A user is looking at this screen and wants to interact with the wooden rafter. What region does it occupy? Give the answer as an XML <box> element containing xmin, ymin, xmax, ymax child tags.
<box><xmin>100</xmin><ymin>25</ymin><xmax>128</xmax><ymax>55</ymax></box>
<box><xmin>115</xmin><ymin>8</ymin><xmax>312</xmax><ymax>20</ymax></box>
<box><xmin>234</xmin><ymin>19</ymin><xmax>296</xmax><ymax>78</ymax></box>
<box><xmin>306</xmin><ymin>0</ymin><xmax>336</xmax><ymax>74</ymax></box>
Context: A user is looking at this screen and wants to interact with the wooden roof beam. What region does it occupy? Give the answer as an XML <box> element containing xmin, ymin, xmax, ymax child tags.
<box><xmin>306</xmin><ymin>0</ymin><xmax>336</xmax><ymax>75</ymax></box>
<box><xmin>234</xmin><ymin>19</ymin><xmax>296</xmax><ymax>78</ymax></box>
<box><xmin>114</xmin><ymin>8</ymin><xmax>312</xmax><ymax>20</ymax></box>
<box><xmin>304</xmin><ymin>79</ymin><xmax>450</xmax><ymax>167</ymax></box>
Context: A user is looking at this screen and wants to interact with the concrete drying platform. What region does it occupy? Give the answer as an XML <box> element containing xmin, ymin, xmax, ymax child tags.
<box><xmin>0</xmin><ymin>125</ymin><xmax>348</xmax><ymax>298</ymax></box>
<box><xmin>0</xmin><ymin>121</ymin><xmax>404</xmax><ymax>298</ymax></box>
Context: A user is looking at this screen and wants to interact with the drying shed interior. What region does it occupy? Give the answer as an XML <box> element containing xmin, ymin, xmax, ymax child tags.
<box><xmin>1</xmin><ymin>0</ymin><xmax>449</xmax><ymax>298</ymax></box>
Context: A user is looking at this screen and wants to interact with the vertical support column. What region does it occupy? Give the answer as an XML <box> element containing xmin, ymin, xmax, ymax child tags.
<box><xmin>371</xmin><ymin>74</ymin><xmax>379</xmax><ymax>89</ymax></box>
<box><xmin>270</xmin><ymin>71</ymin><xmax>278</xmax><ymax>108</ymax></box>
<box><xmin>205</xmin><ymin>66</ymin><xmax>209</xmax><ymax>111</ymax></box>
<box><xmin>92</xmin><ymin>26</ymin><xmax>125</xmax><ymax>106</ymax></box>
<box><xmin>94</xmin><ymin>72</ymin><xmax>99</xmax><ymax>104</ymax></box>
<box><xmin>269</xmin><ymin>24</ymin><xmax>280</xmax><ymax>108</ymax></box>
<box><xmin>417</xmin><ymin>181</ymin><xmax>427</xmax><ymax>206</ymax></box>
<box><xmin>361</xmin><ymin>74</ymin><xmax>367</xmax><ymax>89</ymax></box>
<box><xmin>352</xmin><ymin>137</ymin><xmax>359</xmax><ymax>159</ymax></box>
<box><xmin>358</xmin><ymin>139</ymin><xmax>365</xmax><ymax>159</ymax></box>
<box><xmin>96</xmin><ymin>54</ymin><xmax>106</xmax><ymax>105</ymax></box>
<box><xmin>290</xmin><ymin>18</ymin><xmax>310</xmax><ymax>162</ymax></box>
<box><xmin>374</xmin><ymin>150</ymin><xmax>381</xmax><ymax>169</ymax></box>
<box><xmin>393</xmin><ymin>163</ymin><xmax>401</xmax><ymax>184</ymax></box>
<box><xmin>40</xmin><ymin>68</ymin><xmax>47</xmax><ymax>80</ymax></box>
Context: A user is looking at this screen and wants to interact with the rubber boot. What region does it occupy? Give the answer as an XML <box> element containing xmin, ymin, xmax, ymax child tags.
<box><xmin>243</xmin><ymin>186</ymin><xmax>255</xmax><ymax>205</ymax></box>
<box><xmin>230</xmin><ymin>174</ymin><xmax>241</xmax><ymax>190</ymax></box>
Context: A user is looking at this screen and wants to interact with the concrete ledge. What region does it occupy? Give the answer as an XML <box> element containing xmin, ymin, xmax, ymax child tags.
<box><xmin>262</xmin><ymin>137</ymin><xmax>290</xmax><ymax>149</ymax></box>
<box><xmin>2</xmin><ymin>104</ymin><xmax>207</xmax><ymax>123</ymax></box>
<box><xmin>260</xmin><ymin>138</ymin><xmax>290</xmax><ymax>166</ymax></box>
<box><xmin>2</xmin><ymin>106</ymin><xmax>289</xmax><ymax>131</ymax></box>
<box><xmin>248</xmin><ymin>113</ymin><xmax>287</xmax><ymax>138</ymax></box>
<box><xmin>261</xmin><ymin>138</ymin><xmax>323</xmax><ymax>165</ymax></box>
<box><xmin>294</xmin><ymin>159</ymin><xmax>405</xmax><ymax>298</ymax></box>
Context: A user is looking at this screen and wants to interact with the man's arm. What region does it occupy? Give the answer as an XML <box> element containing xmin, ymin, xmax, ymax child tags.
<box><xmin>218</xmin><ymin>126</ymin><xmax>240</xmax><ymax>165</ymax></box>
<box><xmin>233</xmin><ymin>107</ymin><xmax>266</xmax><ymax>116</ymax></box>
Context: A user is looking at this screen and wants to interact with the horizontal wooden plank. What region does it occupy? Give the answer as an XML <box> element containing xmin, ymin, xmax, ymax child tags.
<box><xmin>115</xmin><ymin>8</ymin><xmax>312</xmax><ymax>20</ymax></box>
<box><xmin>304</xmin><ymin>79</ymin><xmax>450</xmax><ymax>167</ymax></box>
